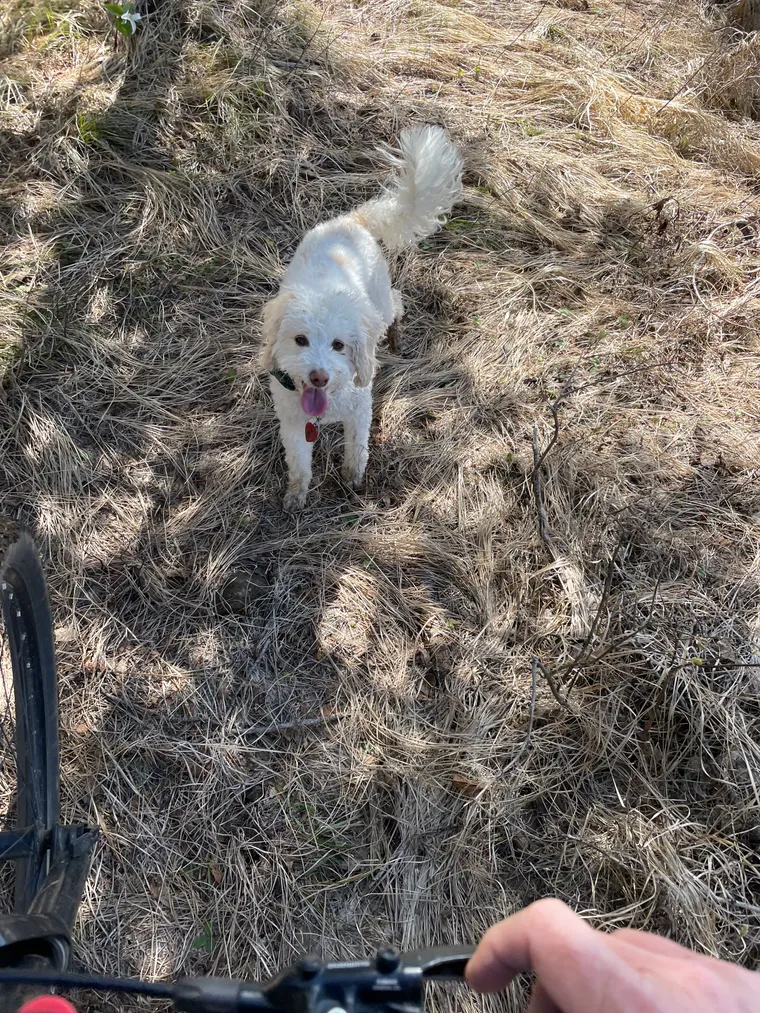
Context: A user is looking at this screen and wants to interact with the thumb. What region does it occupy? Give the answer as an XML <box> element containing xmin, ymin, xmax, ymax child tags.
<box><xmin>466</xmin><ymin>899</ymin><xmax>646</xmax><ymax>1013</ymax></box>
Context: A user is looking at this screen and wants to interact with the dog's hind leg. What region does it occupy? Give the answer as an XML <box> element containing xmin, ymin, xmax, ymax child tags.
<box><xmin>281</xmin><ymin>426</ymin><xmax>314</xmax><ymax>512</ymax></box>
<box><xmin>387</xmin><ymin>289</ymin><xmax>404</xmax><ymax>353</ymax></box>
<box><xmin>342</xmin><ymin>395</ymin><xmax>372</xmax><ymax>491</ymax></box>
<box><xmin>386</xmin><ymin>320</ymin><xmax>399</xmax><ymax>354</ymax></box>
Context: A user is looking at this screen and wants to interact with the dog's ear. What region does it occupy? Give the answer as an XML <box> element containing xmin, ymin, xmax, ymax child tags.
<box><xmin>259</xmin><ymin>292</ymin><xmax>290</xmax><ymax>370</ymax></box>
<box><xmin>350</xmin><ymin>336</ymin><xmax>376</xmax><ymax>388</ymax></box>
<box><xmin>350</xmin><ymin>309</ymin><xmax>384</xmax><ymax>387</ymax></box>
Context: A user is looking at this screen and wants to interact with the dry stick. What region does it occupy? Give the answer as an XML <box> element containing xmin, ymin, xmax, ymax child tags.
<box><xmin>529</xmin><ymin>350</ymin><xmax>652</xmax><ymax>547</ymax></box>
<box><xmin>530</xmin><ymin>379</ymin><xmax>571</xmax><ymax>554</ymax></box>
<box><xmin>533</xmin><ymin>657</ymin><xmax>573</xmax><ymax>712</ymax></box>
<box><xmin>532</xmin><ymin>385</ymin><xmax>564</xmax><ymax>474</ymax></box>
<box><xmin>503</xmin><ymin>657</ymin><xmax>539</xmax><ymax>772</ymax></box>
<box><xmin>526</xmin><ymin>361</ymin><xmax>682</xmax><ymax>713</ymax></box>
<box><xmin>245</xmin><ymin>712</ymin><xmax>345</xmax><ymax>737</ymax></box>
<box><xmin>567</xmin><ymin>359</ymin><xmax>677</xmax><ymax>399</ymax></box>
<box><xmin>528</xmin><ymin>383</ymin><xmax>585</xmax><ymax>703</ymax></box>
<box><xmin>284</xmin><ymin>10</ymin><xmax>326</xmax><ymax>79</ymax></box>
<box><xmin>527</xmin><ymin>553</ymin><xmax>624</xmax><ymax>715</ymax></box>
<box><xmin>531</xmin><ymin>426</ymin><xmax>555</xmax><ymax>554</ymax></box>
<box><xmin>550</xmin><ymin>532</ymin><xmax>670</xmax><ymax>698</ymax></box>
<box><xmin>563</xmin><ymin>538</ymin><xmax>623</xmax><ymax>698</ymax></box>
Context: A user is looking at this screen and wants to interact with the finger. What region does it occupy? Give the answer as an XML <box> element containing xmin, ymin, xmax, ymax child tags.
<box><xmin>466</xmin><ymin>898</ymin><xmax>643</xmax><ymax>1013</ymax></box>
<box><xmin>526</xmin><ymin>982</ymin><xmax>562</xmax><ymax>1013</ymax></box>
<box><xmin>612</xmin><ymin>929</ymin><xmax>712</xmax><ymax>963</ymax></box>
<box><xmin>467</xmin><ymin>900</ymin><xmax>585</xmax><ymax>991</ymax></box>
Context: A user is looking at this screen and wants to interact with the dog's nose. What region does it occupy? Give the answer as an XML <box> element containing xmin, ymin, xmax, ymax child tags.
<box><xmin>309</xmin><ymin>369</ymin><xmax>329</xmax><ymax>388</ymax></box>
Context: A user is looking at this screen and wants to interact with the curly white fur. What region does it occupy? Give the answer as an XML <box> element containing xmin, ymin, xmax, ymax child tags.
<box><xmin>261</xmin><ymin>124</ymin><xmax>463</xmax><ymax>512</ymax></box>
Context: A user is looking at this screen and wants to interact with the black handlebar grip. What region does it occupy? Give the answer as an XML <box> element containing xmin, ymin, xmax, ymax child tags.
<box><xmin>173</xmin><ymin>976</ymin><xmax>272</xmax><ymax>1013</ymax></box>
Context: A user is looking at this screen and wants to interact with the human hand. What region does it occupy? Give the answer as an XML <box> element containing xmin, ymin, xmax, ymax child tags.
<box><xmin>466</xmin><ymin>898</ymin><xmax>760</xmax><ymax>1013</ymax></box>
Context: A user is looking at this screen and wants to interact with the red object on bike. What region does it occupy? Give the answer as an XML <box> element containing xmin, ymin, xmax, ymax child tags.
<box><xmin>19</xmin><ymin>997</ymin><xmax>77</xmax><ymax>1013</ymax></box>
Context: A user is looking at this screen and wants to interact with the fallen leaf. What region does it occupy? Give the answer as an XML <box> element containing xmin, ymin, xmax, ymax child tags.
<box><xmin>451</xmin><ymin>774</ymin><xmax>481</xmax><ymax>796</ymax></box>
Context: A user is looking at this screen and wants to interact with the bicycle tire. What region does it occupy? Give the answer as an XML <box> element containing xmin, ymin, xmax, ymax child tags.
<box><xmin>0</xmin><ymin>535</ymin><xmax>60</xmax><ymax>913</ymax></box>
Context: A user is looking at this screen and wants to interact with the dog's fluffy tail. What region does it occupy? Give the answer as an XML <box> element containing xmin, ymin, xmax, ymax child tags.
<box><xmin>355</xmin><ymin>125</ymin><xmax>463</xmax><ymax>249</ymax></box>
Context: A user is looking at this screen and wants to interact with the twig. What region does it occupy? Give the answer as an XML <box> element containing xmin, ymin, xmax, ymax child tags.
<box><xmin>532</xmin><ymin>394</ymin><xmax>562</xmax><ymax>474</ymax></box>
<box><xmin>503</xmin><ymin>658</ymin><xmax>538</xmax><ymax>772</ymax></box>
<box><xmin>529</xmin><ymin>359</ymin><xmax>676</xmax><ymax>553</ymax></box>
<box><xmin>245</xmin><ymin>712</ymin><xmax>345</xmax><ymax>736</ymax></box>
<box><xmin>527</xmin><ymin>361</ymin><xmax>676</xmax><ymax>695</ymax></box>
<box><xmin>567</xmin><ymin>359</ymin><xmax>677</xmax><ymax>399</ymax></box>
<box><xmin>526</xmin><ymin>538</ymin><xmax>625</xmax><ymax>705</ymax></box>
<box><xmin>655</xmin><ymin>51</ymin><xmax>725</xmax><ymax>116</ymax></box>
<box><xmin>528</xmin><ymin>368</ymin><xmax>582</xmax><ymax>552</ymax></box>
<box><xmin>531</xmin><ymin>425</ymin><xmax>555</xmax><ymax>553</ymax></box>
<box><xmin>172</xmin><ymin>712</ymin><xmax>346</xmax><ymax>735</ymax></box>
<box><xmin>505</xmin><ymin>1</ymin><xmax>549</xmax><ymax>50</ymax></box>
<box><xmin>284</xmin><ymin>11</ymin><xmax>326</xmax><ymax>79</ymax></box>
<box><xmin>564</xmin><ymin>538</ymin><xmax>623</xmax><ymax>697</ymax></box>
<box><xmin>534</xmin><ymin>657</ymin><xmax>573</xmax><ymax>711</ymax></box>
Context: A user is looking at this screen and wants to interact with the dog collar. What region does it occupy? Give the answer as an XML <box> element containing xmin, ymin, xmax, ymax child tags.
<box><xmin>270</xmin><ymin>369</ymin><xmax>297</xmax><ymax>391</ymax></box>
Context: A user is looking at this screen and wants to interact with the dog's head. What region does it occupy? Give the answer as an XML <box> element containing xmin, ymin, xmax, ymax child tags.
<box><xmin>259</xmin><ymin>287</ymin><xmax>382</xmax><ymax>398</ymax></box>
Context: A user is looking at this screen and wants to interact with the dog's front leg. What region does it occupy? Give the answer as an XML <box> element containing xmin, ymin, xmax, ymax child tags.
<box><xmin>280</xmin><ymin>422</ymin><xmax>313</xmax><ymax>512</ymax></box>
<box><xmin>342</xmin><ymin>394</ymin><xmax>371</xmax><ymax>491</ymax></box>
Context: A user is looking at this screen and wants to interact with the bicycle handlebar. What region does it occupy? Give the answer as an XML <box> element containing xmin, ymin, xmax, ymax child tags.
<box><xmin>0</xmin><ymin>945</ymin><xmax>475</xmax><ymax>1013</ymax></box>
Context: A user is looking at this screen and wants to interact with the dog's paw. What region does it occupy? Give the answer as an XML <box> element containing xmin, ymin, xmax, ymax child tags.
<box><xmin>341</xmin><ymin>466</ymin><xmax>365</xmax><ymax>492</ymax></box>
<box><xmin>283</xmin><ymin>490</ymin><xmax>307</xmax><ymax>513</ymax></box>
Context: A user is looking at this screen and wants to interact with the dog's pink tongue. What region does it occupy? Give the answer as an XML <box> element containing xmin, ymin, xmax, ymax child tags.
<box><xmin>301</xmin><ymin>386</ymin><xmax>328</xmax><ymax>417</ymax></box>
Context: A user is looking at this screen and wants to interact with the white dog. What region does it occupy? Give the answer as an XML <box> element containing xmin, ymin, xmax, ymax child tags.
<box><xmin>260</xmin><ymin>125</ymin><xmax>463</xmax><ymax>512</ymax></box>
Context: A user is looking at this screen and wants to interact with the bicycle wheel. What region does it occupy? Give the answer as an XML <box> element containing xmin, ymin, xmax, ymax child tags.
<box><xmin>0</xmin><ymin>535</ymin><xmax>60</xmax><ymax>913</ymax></box>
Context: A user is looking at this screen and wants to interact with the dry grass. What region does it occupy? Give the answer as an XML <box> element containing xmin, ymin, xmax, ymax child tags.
<box><xmin>2</xmin><ymin>0</ymin><xmax>760</xmax><ymax>1008</ymax></box>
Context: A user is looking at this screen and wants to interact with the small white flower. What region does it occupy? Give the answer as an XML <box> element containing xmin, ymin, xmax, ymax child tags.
<box><xmin>120</xmin><ymin>9</ymin><xmax>141</xmax><ymax>32</ymax></box>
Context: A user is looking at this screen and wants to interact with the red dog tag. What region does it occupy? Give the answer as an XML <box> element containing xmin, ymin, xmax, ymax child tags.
<box><xmin>305</xmin><ymin>421</ymin><xmax>318</xmax><ymax>443</ymax></box>
<box><xmin>20</xmin><ymin>999</ymin><xmax>78</xmax><ymax>1013</ymax></box>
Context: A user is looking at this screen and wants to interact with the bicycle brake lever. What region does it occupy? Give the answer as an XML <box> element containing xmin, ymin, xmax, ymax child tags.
<box><xmin>260</xmin><ymin>946</ymin><xmax>474</xmax><ymax>1013</ymax></box>
<box><xmin>172</xmin><ymin>946</ymin><xmax>474</xmax><ymax>1013</ymax></box>
<box><xmin>400</xmin><ymin>945</ymin><xmax>475</xmax><ymax>981</ymax></box>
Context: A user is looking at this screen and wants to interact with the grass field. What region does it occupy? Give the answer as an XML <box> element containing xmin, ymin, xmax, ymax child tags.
<box><xmin>1</xmin><ymin>0</ymin><xmax>760</xmax><ymax>1009</ymax></box>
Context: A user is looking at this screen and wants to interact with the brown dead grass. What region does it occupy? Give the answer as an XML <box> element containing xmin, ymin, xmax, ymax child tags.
<box><xmin>1</xmin><ymin>0</ymin><xmax>760</xmax><ymax>1008</ymax></box>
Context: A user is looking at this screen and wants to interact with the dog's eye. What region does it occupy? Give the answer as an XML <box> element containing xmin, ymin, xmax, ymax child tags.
<box><xmin>332</xmin><ymin>340</ymin><xmax>345</xmax><ymax>352</ymax></box>
<box><xmin>294</xmin><ymin>334</ymin><xmax>309</xmax><ymax>347</ymax></box>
